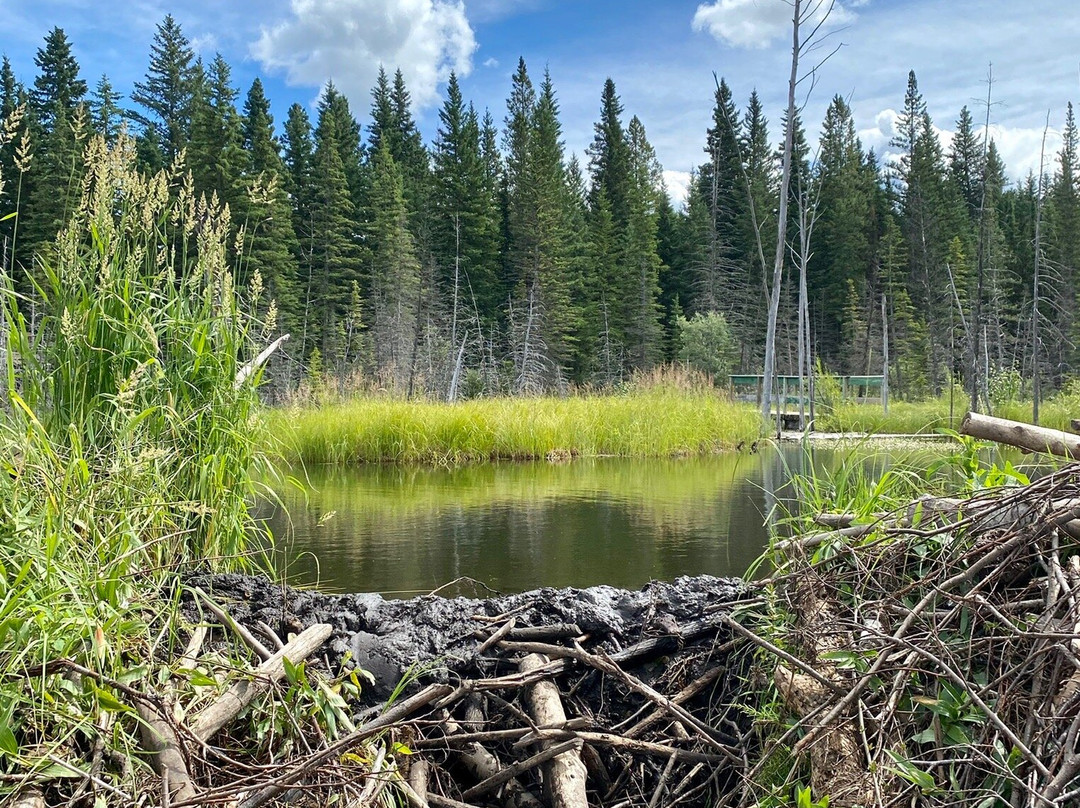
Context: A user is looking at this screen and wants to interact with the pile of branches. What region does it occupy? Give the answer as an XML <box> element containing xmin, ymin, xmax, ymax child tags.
<box><xmin>8</xmin><ymin>577</ymin><xmax>757</xmax><ymax>808</ymax></box>
<box><xmin>758</xmin><ymin>458</ymin><xmax>1080</xmax><ymax>807</ymax></box>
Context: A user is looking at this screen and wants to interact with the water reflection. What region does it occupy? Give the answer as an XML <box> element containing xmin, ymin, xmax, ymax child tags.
<box><xmin>259</xmin><ymin>443</ymin><xmax>939</xmax><ymax>596</ymax></box>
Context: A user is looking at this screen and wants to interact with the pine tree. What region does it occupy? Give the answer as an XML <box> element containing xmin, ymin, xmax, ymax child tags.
<box><xmin>368</xmin><ymin>138</ymin><xmax>420</xmax><ymax>388</ymax></box>
<box><xmin>237</xmin><ymin>78</ymin><xmax>301</xmax><ymax>338</ymax></box>
<box><xmin>187</xmin><ymin>54</ymin><xmax>245</xmax><ymax>213</ymax></box>
<box><xmin>30</xmin><ymin>27</ymin><xmax>87</xmax><ymax>131</ymax></box>
<box><xmin>130</xmin><ymin>15</ymin><xmax>196</xmax><ymax>167</ymax></box>
<box><xmin>89</xmin><ymin>74</ymin><xmax>123</xmax><ymax>142</ymax></box>
<box><xmin>621</xmin><ymin>115</ymin><xmax>664</xmax><ymax>369</ymax></box>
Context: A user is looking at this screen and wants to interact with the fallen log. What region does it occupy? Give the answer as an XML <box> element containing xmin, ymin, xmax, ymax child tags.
<box><xmin>137</xmin><ymin>702</ymin><xmax>198</xmax><ymax>806</ymax></box>
<box><xmin>189</xmin><ymin>623</ymin><xmax>333</xmax><ymax>742</ymax></box>
<box><xmin>519</xmin><ymin>654</ymin><xmax>589</xmax><ymax>808</ymax></box>
<box><xmin>961</xmin><ymin>411</ymin><xmax>1080</xmax><ymax>459</ymax></box>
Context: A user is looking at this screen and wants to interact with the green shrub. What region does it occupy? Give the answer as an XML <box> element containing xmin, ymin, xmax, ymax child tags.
<box><xmin>676</xmin><ymin>311</ymin><xmax>739</xmax><ymax>382</ymax></box>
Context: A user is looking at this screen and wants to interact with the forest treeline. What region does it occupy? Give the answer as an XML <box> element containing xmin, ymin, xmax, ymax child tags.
<box><xmin>2</xmin><ymin>17</ymin><xmax>1078</xmax><ymax>400</ymax></box>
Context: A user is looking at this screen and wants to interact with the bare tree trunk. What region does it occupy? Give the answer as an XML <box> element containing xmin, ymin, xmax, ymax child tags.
<box><xmin>1033</xmin><ymin>112</ymin><xmax>1050</xmax><ymax>425</ymax></box>
<box><xmin>452</xmin><ymin>214</ymin><xmax>461</xmax><ymax>350</ymax></box>
<box><xmin>882</xmin><ymin>293</ymin><xmax>889</xmax><ymax>415</ymax></box>
<box><xmin>762</xmin><ymin>0</ymin><xmax>802</xmax><ymax>424</ymax></box>
<box><xmin>970</xmin><ymin>66</ymin><xmax>993</xmax><ymax>412</ymax></box>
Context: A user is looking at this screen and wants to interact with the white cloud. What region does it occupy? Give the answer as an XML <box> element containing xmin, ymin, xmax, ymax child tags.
<box><xmin>981</xmin><ymin>123</ymin><xmax>1063</xmax><ymax>181</ymax></box>
<box><xmin>692</xmin><ymin>0</ymin><xmax>857</xmax><ymax>50</ymax></box>
<box><xmin>189</xmin><ymin>33</ymin><xmax>219</xmax><ymax>55</ymax></box>
<box><xmin>483</xmin><ymin>56</ymin><xmax>499</xmax><ymax>68</ymax></box>
<box><xmin>663</xmin><ymin>169</ymin><xmax>693</xmax><ymax>208</ymax></box>
<box><xmin>858</xmin><ymin>108</ymin><xmax>1065</xmax><ymax>183</ymax></box>
<box><xmin>252</xmin><ymin>0</ymin><xmax>477</xmax><ymax>111</ymax></box>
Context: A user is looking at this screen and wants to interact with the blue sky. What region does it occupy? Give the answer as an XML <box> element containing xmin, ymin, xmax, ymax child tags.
<box><xmin>4</xmin><ymin>0</ymin><xmax>1079</xmax><ymax>202</ymax></box>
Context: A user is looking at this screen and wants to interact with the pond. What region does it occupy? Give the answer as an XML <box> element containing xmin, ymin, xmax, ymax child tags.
<box><xmin>260</xmin><ymin>442</ymin><xmax>946</xmax><ymax>596</ymax></box>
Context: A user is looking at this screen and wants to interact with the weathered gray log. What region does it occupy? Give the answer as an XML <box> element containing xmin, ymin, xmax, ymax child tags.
<box><xmin>189</xmin><ymin>623</ymin><xmax>332</xmax><ymax>742</ymax></box>
<box><xmin>518</xmin><ymin>654</ymin><xmax>590</xmax><ymax>808</ymax></box>
<box><xmin>406</xmin><ymin>758</ymin><xmax>430</xmax><ymax>808</ymax></box>
<box><xmin>137</xmin><ymin>702</ymin><xmax>198</xmax><ymax>805</ymax></box>
<box><xmin>961</xmin><ymin>411</ymin><xmax>1080</xmax><ymax>459</ymax></box>
<box><xmin>442</xmin><ymin>714</ymin><xmax>542</xmax><ymax>808</ymax></box>
<box><xmin>234</xmin><ymin>333</ymin><xmax>289</xmax><ymax>388</ymax></box>
<box><xmin>813</xmin><ymin>513</ymin><xmax>856</xmax><ymax>529</ymax></box>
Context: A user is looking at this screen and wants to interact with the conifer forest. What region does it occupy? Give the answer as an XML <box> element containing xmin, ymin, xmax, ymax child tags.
<box><xmin>4</xmin><ymin>17</ymin><xmax>1078</xmax><ymax>403</ymax></box>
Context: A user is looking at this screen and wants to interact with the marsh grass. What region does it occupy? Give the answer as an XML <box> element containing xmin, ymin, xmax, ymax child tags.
<box><xmin>818</xmin><ymin>385</ymin><xmax>1080</xmax><ymax>436</ymax></box>
<box><xmin>266</xmin><ymin>386</ymin><xmax>764</xmax><ymax>465</ymax></box>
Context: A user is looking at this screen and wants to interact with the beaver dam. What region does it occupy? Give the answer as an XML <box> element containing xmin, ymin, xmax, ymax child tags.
<box><xmin>82</xmin><ymin>440</ymin><xmax>1077</xmax><ymax>807</ymax></box>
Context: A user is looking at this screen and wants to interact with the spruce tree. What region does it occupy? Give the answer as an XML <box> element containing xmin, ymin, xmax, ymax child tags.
<box><xmin>621</xmin><ymin>115</ymin><xmax>664</xmax><ymax>370</ymax></box>
<box><xmin>1048</xmin><ymin>102</ymin><xmax>1080</xmax><ymax>381</ymax></box>
<box><xmin>89</xmin><ymin>74</ymin><xmax>123</xmax><ymax>142</ymax></box>
<box><xmin>812</xmin><ymin>95</ymin><xmax>872</xmax><ymax>365</ymax></box>
<box><xmin>283</xmin><ymin>102</ymin><xmax>315</xmax><ymax>229</ymax></box>
<box><xmin>0</xmin><ymin>57</ymin><xmax>25</xmax><ymax>252</ymax></box>
<box><xmin>502</xmin><ymin>57</ymin><xmax>536</xmax><ymax>301</ymax></box>
<box><xmin>318</xmin><ymin>82</ymin><xmax>365</xmax><ymax>208</ymax></box>
<box><xmin>520</xmin><ymin>70</ymin><xmax>579</xmax><ymax>386</ymax></box>
<box><xmin>30</xmin><ymin>27</ymin><xmax>87</xmax><ymax>131</ymax></box>
<box><xmin>949</xmin><ymin>106</ymin><xmax>982</xmax><ymax>220</ymax></box>
<box><xmin>891</xmin><ymin>71</ymin><xmax>962</xmax><ymax>393</ymax></box>
<box><xmin>432</xmin><ymin>74</ymin><xmax>500</xmax><ymax>333</ymax></box>
<box><xmin>587</xmin><ymin>79</ymin><xmax>631</xmax><ymax>228</ymax></box>
<box><xmin>368</xmin><ymin>138</ymin><xmax>420</xmax><ymax>388</ymax></box>
<box><xmin>308</xmin><ymin>110</ymin><xmax>362</xmax><ymax>369</ymax></box>
<box><xmin>187</xmin><ymin>54</ymin><xmax>245</xmax><ymax>213</ymax></box>
<box><xmin>390</xmin><ymin>69</ymin><xmax>430</xmax><ymax>219</ymax></box>
<box><xmin>22</xmin><ymin>28</ymin><xmax>89</xmax><ymax>262</ymax></box>
<box><xmin>691</xmin><ymin>79</ymin><xmax>743</xmax><ymax>316</ymax></box>
<box><xmin>130</xmin><ymin>14</ymin><xmax>196</xmax><ymax>167</ymax></box>
<box><xmin>237</xmin><ymin>78</ymin><xmax>301</xmax><ymax>338</ymax></box>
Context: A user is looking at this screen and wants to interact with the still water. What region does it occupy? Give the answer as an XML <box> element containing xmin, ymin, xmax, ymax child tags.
<box><xmin>261</xmin><ymin>444</ymin><xmax>930</xmax><ymax>596</ymax></box>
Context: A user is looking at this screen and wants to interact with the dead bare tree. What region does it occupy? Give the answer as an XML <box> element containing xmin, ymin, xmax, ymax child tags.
<box><xmin>1033</xmin><ymin>111</ymin><xmax>1050</xmax><ymax>424</ymax></box>
<box><xmin>762</xmin><ymin>0</ymin><xmax>840</xmax><ymax>424</ymax></box>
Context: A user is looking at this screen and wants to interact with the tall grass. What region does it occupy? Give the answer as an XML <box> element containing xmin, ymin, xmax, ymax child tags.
<box><xmin>0</xmin><ymin>132</ymin><xmax>277</xmax><ymax>801</ymax></box>
<box><xmin>266</xmin><ymin>386</ymin><xmax>763</xmax><ymax>465</ymax></box>
<box><xmin>818</xmin><ymin>387</ymin><xmax>1080</xmax><ymax>436</ymax></box>
<box><xmin>815</xmin><ymin>397</ymin><xmax>962</xmax><ymax>434</ymax></box>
